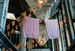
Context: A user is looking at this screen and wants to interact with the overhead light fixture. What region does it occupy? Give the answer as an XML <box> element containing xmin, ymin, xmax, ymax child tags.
<box><xmin>38</xmin><ymin>0</ymin><xmax>43</xmax><ymax>4</ymax></box>
<box><xmin>7</xmin><ymin>13</ymin><xmax>17</xmax><ymax>20</ymax></box>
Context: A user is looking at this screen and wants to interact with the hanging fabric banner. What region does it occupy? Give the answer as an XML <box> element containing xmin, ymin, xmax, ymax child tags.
<box><xmin>19</xmin><ymin>22</ymin><xmax>22</xmax><ymax>28</ymax></box>
<box><xmin>11</xmin><ymin>28</ymin><xmax>14</xmax><ymax>34</ymax></box>
<box><xmin>44</xmin><ymin>0</ymin><xmax>47</xmax><ymax>4</ymax></box>
<box><xmin>38</xmin><ymin>4</ymin><xmax>42</xmax><ymax>9</ymax></box>
<box><xmin>12</xmin><ymin>21</ymin><xmax>15</xmax><ymax>26</ymax></box>
<box><xmin>33</xmin><ymin>9</ymin><xmax>36</xmax><ymax>14</ymax></box>
<box><xmin>15</xmin><ymin>25</ymin><xmax>18</xmax><ymax>30</ymax></box>
<box><xmin>8</xmin><ymin>31</ymin><xmax>10</xmax><ymax>36</ymax></box>
<box><xmin>23</xmin><ymin>12</ymin><xmax>26</xmax><ymax>18</ymax></box>
<box><xmin>52</xmin><ymin>3</ymin><xmax>53</xmax><ymax>7</ymax></box>
<box><xmin>17</xmin><ymin>17</ymin><xmax>21</xmax><ymax>22</ymax></box>
<box><xmin>6</xmin><ymin>24</ymin><xmax>10</xmax><ymax>30</ymax></box>
<box><xmin>35</xmin><ymin>2</ymin><xmax>39</xmax><ymax>7</ymax></box>
<box><xmin>29</xmin><ymin>7</ymin><xmax>32</xmax><ymax>13</ymax></box>
<box><xmin>28</xmin><ymin>14</ymin><xmax>31</xmax><ymax>18</ymax></box>
<box><xmin>23</xmin><ymin>16</ymin><xmax>39</xmax><ymax>39</ymax></box>
<box><xmin>45</xmin><ymin>19</ymin><xmax>60</xmax><ymax>39</ymax></box>
<box><xmin>35</xmin><ymin>43</ymin><xmax>38</xmax><ymax>47</ymax></box>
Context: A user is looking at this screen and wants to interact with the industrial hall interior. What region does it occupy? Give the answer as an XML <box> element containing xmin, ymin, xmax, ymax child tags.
<box><xmin>0</xmin><ymin>0</ymin><xmax>75</xmax><ymax>51</ymax></box>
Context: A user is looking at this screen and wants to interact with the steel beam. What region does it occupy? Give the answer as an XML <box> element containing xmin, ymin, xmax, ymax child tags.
<box><xmin>64</xmin><ymin>0</ymin><xmax>75</xmax><ymax>40</ymax></box>
<box><xmin>50</xmin><ymin>0</ymin><xmax>60</xmax><ymax>16</ymax></box>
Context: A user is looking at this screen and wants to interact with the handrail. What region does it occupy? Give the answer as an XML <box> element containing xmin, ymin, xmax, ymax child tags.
<box><xmin>0</xmin><ymin>31</ymin><xmax>17</xmax><ymax>51</ymax></box>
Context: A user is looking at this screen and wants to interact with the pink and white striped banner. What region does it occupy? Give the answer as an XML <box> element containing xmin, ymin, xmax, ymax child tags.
<box><xmin>45</xmin><ymin>19</ymin><xmax>60</xmax><ymax>39</ymax></box>
<box><xmin>23</xmin><ymin>16</ymin><xmax>39</xmax><ymax>39</ymax></box>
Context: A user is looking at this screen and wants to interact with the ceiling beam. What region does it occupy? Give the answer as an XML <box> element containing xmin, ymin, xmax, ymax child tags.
<box><xmin>8</xmin><ymin>0</ymin><xmax>36</xmax><ymax>18</ymax></box>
